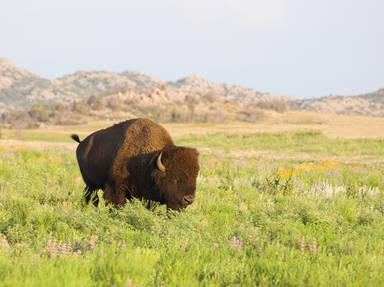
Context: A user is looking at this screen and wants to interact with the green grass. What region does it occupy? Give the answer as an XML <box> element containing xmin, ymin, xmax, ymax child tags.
<box><xmin>178</xmin><ymin>131</ymin><xmax>384</xmax><ymax>157</ymax></box>
<box><xmin>2</xmin><ymin>129</ymin><xmax>88</xmax><ymax>142</ymax></box>
<box><xmin>1</xmin><ymin>131</ymin><xmax>384</xmax><ymax>286</ymax></box>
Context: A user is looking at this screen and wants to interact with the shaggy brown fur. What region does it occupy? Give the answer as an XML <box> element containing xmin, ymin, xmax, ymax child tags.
<box><xmin>71</xmin><ymin>118</ymin><xmax>200</xmax><ymax>210</ymax></box>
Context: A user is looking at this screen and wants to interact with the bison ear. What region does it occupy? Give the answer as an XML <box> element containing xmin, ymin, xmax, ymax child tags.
<box><xmin>156</xmin><ymin>152</ymin><xmax>166</xmax><ymax>172</ymax></box>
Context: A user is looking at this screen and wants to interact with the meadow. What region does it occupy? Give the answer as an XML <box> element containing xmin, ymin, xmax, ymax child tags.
<box><xmin>1</xmin><ymin>116</ymin><xmax>384</xmax><ymax>286</ymax></box>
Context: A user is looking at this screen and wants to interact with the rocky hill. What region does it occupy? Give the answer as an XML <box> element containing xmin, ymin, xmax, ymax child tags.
<box><xmin>292</xmin><ymin>89</ymin><xmax>384</xmax><ymax>117</ymax></box>
<box><xmin>0</xmin><ymin>58</ymin><xmax>164</xmax><ymax>112</ymax></box>
<box><xmin>0</xmin><ymin>58</ymin><xmax>284</xmax><ymax>113</ymax></box>
<box><xmin>0</xmin><ymin>58</ymin><xmax>294</xmax><ymax>127</ymax></box>
<box><xmin>2</xmin><ymin>57</ymin><xmax>383</xmax><ymax>128</ymax></box>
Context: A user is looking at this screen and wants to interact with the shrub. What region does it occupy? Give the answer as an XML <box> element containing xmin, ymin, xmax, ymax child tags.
<box><xmin>236</xmin><ymin>109</ymin><xmax>265</xmax><ymax>122</ymax></box>
<box><xmin>6</xmin><ymin>110</ymin><xmax>39</xmax><ymax>129</ymax></box>
<box><xmin>169</xmin><ymin>108</ymin><xmax>182</xmax><ymax>123</ymax></box>
<box><xmin>202</xmin><ymin>92</ymin><xmax>217</xmax><ymax>103</ymax></box>
<box><xmin>256</xmin><ymin>99</ymin><xmax>288</xmax><ymax>113</ymax></box>
<box><xmin>261</xmin><ymin>172</ymin><xmax>294</xmax><ymax>195</ymax></box>
<box><xmin>28</xmin><ymin>104</ymin><xmax>50</xmax><ymax>123</ymax></box>
<box><xmin>87</xmin><ymin>96</ymin><xmax>104</xmax><ymax>110</ymax></box>
<box><xmin>72</xmin><ymin>101</ymin><xmax>88</xmax><ymax>113</ymax></box>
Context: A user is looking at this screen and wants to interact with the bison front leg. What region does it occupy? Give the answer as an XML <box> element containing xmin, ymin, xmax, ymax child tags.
<box><xmin>84</xmin><ymin>186</ymin><xmax>99</xmax><ymax>207</ymax></box>
<box><xmin>103</xmin><ymin>182</ymin><xmax>126</xmax><ymax>207</ymax></box>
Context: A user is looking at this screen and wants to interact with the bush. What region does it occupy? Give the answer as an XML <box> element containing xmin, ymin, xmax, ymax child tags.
<box><xmin>202</xmin><ymin>92</ymin><xmax>217</xmax><ymax>103</ymax></box>
<box><xmin>6</xmin><ymin>110</ymin><xmax>39</xmax><ymax>129</ymax></box>
<box><xmin>261</xmin><ymin>172</ymin><xmax>294</xmax><ymax>195</ymax></box>
<box><xmin>256</xmin><ymin>99</ymin><xmax>288</xmax><ymax>113</ymax></box>
<box><xmin>72</xmin><ymin>101</ymin><xmax>88</xmax><ymax>113</ymax></box>
<box><xmin>169</xmin><ymin>108</ymin><xmax>182</xmax><ymax>123</ymax></box>
<box><xmin>87</xmin><ymin>96</ymin><xmax>104</xmax><ymax>110</ymax></box>
<box><xmin>236</xmin><ymin>109</ymin><xmax>265</xmax><ymax>122</ymax></box>
<box><xmin>28</xmin><ymin>104</ymin><xmax>50</xmax><ymax>123</ymax></box>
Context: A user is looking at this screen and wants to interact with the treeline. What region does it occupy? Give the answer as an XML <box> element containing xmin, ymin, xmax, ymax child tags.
<box><xmin>1</xmin><ymin>93</ymin><xmax>289</xmax><ymax>129</ymax></box>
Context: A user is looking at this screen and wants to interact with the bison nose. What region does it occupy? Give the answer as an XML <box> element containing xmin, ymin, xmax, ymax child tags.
<box><xmin>183</xmin><ymin>195</ymin><xmax>194</xmax><ymax>205</ymax></box>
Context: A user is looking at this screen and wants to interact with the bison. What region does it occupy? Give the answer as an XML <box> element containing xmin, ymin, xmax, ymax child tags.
<box><xmin>71</xmin><ymin>118</ymin><xmax>200</xmax><ymax>210</ymax></box>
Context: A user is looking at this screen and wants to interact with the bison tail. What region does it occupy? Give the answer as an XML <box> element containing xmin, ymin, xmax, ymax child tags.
<box><xmin>70</xmin><ymin>134</ymin><xmax>81</xmax><ymax>143</ymax></box>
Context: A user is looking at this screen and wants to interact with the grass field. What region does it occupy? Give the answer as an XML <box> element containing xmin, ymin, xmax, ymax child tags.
<box><xmin>1</xmin><ymin>115</ymin><xmax>384</xmax><ymax>286</ymax></box>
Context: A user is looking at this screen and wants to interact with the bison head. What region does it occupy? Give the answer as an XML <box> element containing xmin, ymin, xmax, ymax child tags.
<box><xmin>151</xmin><ymin>146</ymin><xmax>199</xmax><ymax>210</ymax></box>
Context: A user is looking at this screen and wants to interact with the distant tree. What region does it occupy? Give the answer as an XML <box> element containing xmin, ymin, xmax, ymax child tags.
<box><xmin>256</xmin><ymin>100</ymin><xmax>287</xmax><ymax>113</ymax></box>
<box><xmin>7</xmin><ymin>110</ymin><xmax>38</xmax><ymax>129</ymax></box>
<box><xmin>185</xmin><ymin>95</ymin><xmax>197</xmax><ymax>122</ymax></box>
<box><xmin>202</xmin><ymin>92</ymin><xmax>217</xmax><ymax>103</ymax></box>
<box><xmin>29</xmin><ymin>104</ymin><xmax>49</xmax><ymax>122</ymax></box>
<box><xmin>87</xmin><ymin>95</ymin><xmax>103</xmax><ymax>110</ymax></box>
<box><xmin>170</xmin><ymin>108</ymin><xmax>182</xmax><ymax>122</ymax></box>
<box><xmin>107</xmin><ymin>99</ymin><xmax>120</xmax><ymax>111</ymax></box>
<box><xmin>72</xmin><ymin>101</ymin><xmax>88</xmax><ymax>113</ymax></box>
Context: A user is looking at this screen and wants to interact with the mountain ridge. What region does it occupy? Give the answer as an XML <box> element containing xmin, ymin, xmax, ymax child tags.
<box><xmin>0</xmin><ymin>58</ymin><xmax>285</xmax><ymax>114</ymax></box>
<box><xmin>293</xmin><ymin>89</ymin><xmax>384</xmax><ymax>117</ymax></box>
<box><xmin>1</xmin><ymin>58</ymin><xmax>383</xmax><ymax>125</ymax></box>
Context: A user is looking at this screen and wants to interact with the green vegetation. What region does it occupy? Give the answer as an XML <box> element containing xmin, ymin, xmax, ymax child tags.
<box><xmin>179</xmin><ymin>131</ymin><xmax>384</xmax><ymax>157</ymax></box>
<box><xmin>0</xmin><ymin>131</ymin><xmax>384</xmax><ymax>286</ymax></box>
<box><xmin>2</xmin><ymin>130</ymin><xmax>81</xmax><ymax>142</ymax></box>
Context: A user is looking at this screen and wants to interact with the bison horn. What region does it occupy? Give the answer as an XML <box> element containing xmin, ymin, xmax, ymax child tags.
<box><xmin>156</xmin><ymin>152</ymin><xmax>166</xmax><ymax>172</ymax></box>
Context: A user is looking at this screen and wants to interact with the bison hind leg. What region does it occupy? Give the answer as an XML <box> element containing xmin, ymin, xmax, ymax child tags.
<box><xmin>84</xmin><ymin>186</ymin><xmax>99</xmax><ymax>207</ymax></box>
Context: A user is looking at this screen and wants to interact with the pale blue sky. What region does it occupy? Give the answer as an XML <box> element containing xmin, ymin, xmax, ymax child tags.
<box><xmin>1</xmin><ymin>0</ymin><xmax>383</xmax><ymax>98</ymax></box>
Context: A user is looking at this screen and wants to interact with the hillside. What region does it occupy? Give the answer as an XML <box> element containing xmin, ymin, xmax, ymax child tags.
<box><xmin>0</xmin><ymin>58</ymin><xmax>163</xmax><ymax>112</ymax></box>
<box><xmin>293</xmin><ymin>89</ymin><xmax>384</xmax><ymax>117</ymax></box>
<box><xmin>2</xmin><ymin>58</ymin><xmax>383</xmax><ymax>127</ymax></box>
<box><xmin>0</xmin><ymin>58</ymin><xmax>286</xmax><ymax>118</ymax></box>
<box><xmin>0</xmin><ymin>58</ymin><xmax>49</xmax><ymax>109</ymax></box>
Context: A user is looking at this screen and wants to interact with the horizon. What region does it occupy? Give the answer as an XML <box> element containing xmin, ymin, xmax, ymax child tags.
<box><xmin>1</xmin><ymin>0</ymin><xmax>383</xmax><ymax>99</ymax></box>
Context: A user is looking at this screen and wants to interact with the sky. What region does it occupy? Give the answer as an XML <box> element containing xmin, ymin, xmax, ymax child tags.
<box><xmin>0</xmin><ymin>0</ymin><xmax>383</xmax><ymax>98</ymax></box>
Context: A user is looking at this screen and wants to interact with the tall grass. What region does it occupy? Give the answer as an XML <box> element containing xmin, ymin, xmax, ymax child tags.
<box><xmin>178</xmin><ymin>131</ymin><xmax>384</xmax><ymax>156</ymax></box>
<box><xmin>0</xmin><ymin>132</ymin><xmax>384</xmax><ymax>286</ymax></box>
